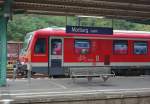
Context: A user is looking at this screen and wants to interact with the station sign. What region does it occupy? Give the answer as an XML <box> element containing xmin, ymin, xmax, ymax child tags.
<box><xmin>66</xmin><ymin>25</ymin><xmax>113</xmax><ymax>35</ymax></box>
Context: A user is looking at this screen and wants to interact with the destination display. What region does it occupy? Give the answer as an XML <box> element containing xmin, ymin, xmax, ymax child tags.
<box><xmin>66</xmin><ymin>25</ymin><xmax>113</xmax><ymax>35</ymax></box>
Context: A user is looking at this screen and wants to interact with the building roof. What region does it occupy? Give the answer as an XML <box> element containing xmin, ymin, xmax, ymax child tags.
<box><xmin>1</xmin><ymin>0</ymin><xmax>150</xmax><ymax>20</ymax></box>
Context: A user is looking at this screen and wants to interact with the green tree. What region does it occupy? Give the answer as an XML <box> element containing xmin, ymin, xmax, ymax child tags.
<box><xmin>7</xmin><ymin>14</ymin><xmax>150</xmax><ymax>41</ymax></box>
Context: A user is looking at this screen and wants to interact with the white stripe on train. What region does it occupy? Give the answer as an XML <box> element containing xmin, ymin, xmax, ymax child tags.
<box><xmin>31</xmin><ymin>62</ymin><xmax>150</xmax><ymax>67</ymax></box>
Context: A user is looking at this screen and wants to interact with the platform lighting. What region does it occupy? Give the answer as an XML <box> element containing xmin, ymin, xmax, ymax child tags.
<box><xmin>76</xmin><ymin>15</ymin><xmax>104</xmax><ymax>26</ymax></box>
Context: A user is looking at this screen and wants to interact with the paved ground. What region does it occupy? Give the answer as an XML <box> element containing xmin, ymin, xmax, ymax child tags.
<box><xmin>0</xmin><ymin>76</ymin><xmax>150</xmax><ymax>103</ymax></box>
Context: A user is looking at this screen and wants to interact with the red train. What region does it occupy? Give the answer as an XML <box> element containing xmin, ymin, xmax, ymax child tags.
<box><xmin>18</xmin><ymin>26</ymin><xmax>150</xmax><ymax>77</ymax></box>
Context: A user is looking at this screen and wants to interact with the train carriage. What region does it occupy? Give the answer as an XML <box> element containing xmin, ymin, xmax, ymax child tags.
<box><xmin>18</xmin><ymin>26</ymin><xmax>150</xmax><ymax>78</ymax></box>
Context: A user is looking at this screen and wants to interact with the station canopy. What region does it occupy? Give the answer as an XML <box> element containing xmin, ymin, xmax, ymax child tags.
<box><xmin>0</xmin><ymin>0</ymin><xmax>150</xmax><ymax>20</ymax></box>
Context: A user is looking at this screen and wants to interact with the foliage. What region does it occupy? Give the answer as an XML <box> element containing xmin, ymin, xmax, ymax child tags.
<box><xmin>7</xmin><ymin>14</ymin><xmax>150</xmax><ymax>41</ymax></box>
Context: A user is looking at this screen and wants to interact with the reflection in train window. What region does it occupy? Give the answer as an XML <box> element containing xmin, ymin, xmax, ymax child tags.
<box><xmin>134</xmin><ymin>41</ymin><xmax>147</xmax><ymax>55</ymax></box>
<box><xmin>34</xmin><ymin>38</ymin><xmax>46</xmax><ymax>54</ymax></box>
<box><xmin>113</xmin><ymin>40</ymin><xmax>128</xmax><ymax>54</ymax></box>
<box><xmin>51</xmin><ymin>39</ymin><xmax>62</xmax><ymax>55</ymax></box>
<box><xmin>75</xmin><ymin>39</ymin><xmax>90</xmax><ymax>54</ymax></box>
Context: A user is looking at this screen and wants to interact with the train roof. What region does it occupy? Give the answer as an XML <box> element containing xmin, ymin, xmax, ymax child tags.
<box><xmin>34</xmin><ymin>27</ymin><xmax>150</xmax><ymax>40</ymax></box>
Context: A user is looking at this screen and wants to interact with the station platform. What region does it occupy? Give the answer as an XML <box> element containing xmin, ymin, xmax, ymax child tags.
<box><xmin>0</xmin><ymin>76</ymin><xmax>150</xmax><ymax>104</ymax></box>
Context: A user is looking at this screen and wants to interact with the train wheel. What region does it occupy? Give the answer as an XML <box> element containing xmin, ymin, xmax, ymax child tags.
<box><xmin>31</xmin><ymin>71</ymin><xmax>36</xmax><ymax>76</ymax></box>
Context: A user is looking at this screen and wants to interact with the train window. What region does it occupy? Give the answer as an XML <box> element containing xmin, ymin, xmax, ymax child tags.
<box><xmin>51</xmin><ymin>39</ymin><xmax>62</xmax><ymax>55</ymax></box>
<box><xmin>34</xmin><ymin>38</ymin><xmax>46</xmax><ymax>54</ymax></box>
<box><xmin>113</xmin><ymin>40</ymin><xmax>128</xmax><ymax>54</ymax></box>
<box><xmin>23</xmin><ymin>32</ymin><xmax>33</xmax><ymax>52</ymax></box>
<box><xmin>134</xmin><ymin>41</ymin><xmax>147</xmax><ymax>55</ymax></box>
<box><xmin>75</xmin><ymin>39</ymin><xmax>90</xmax><ymax>54</ymax></box>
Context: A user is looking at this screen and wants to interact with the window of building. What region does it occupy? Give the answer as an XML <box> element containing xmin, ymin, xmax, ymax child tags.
<box><xmin>113</xmin><ymin>40</ymin><xmax>128</xmax><ymax>54</ymax></box>
<box><xmin>134</xmin><ymin>41</ymin><xmax>147</xmax><ymax>55</ymax></box>
<box><xmin>75</xmin><ymin>39</ymin><xmax>90</xmax><ymax>54</ymax></box>
<box><xmin>34</xmin><ymin>38</ymin><xmax>46</xmax><ymax>54</ymax></box>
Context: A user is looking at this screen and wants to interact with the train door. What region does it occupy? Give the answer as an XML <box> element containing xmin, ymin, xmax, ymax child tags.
<box><xmin>49</xmin><ymin>37</ymin><xmax>64</xmax><ymax>76</ymax></box>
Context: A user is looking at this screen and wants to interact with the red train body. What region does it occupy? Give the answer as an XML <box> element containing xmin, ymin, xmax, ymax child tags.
<box><xmin>19</xmin><ymin>27</ymin><xmax>150</xmax><ymax>76</ymax></box>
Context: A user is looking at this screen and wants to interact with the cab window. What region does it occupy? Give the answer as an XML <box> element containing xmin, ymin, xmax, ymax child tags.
<box><xmin>113</xmin><ymin>40</ymin><xmax>128</xmax><ymax>54</ymax></box>
<box><xmin>75</xmin><ymin>39</ymin><xmax>90</xmax><ymax>54</ymax></box>
<box><xmin>134</xmin><ymin>41</ymin><xmax>147</xmax><ymax>55</ymax></box>
<box><xmin>22</xmin><ymin>32</ymin><xmax>33</xmax><ymax>54</ymax></box>
<box><xmin>34</xmin><ymin>38</ymin><xmax>46</xmax><ymax>54</ymax></box>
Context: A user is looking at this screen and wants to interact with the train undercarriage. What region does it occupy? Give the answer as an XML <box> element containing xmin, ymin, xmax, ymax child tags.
<box><xmin>112</xmin><ymin>66</ymin><xmax>150</xmax><ymax>76</ymax></box>
<box><xmin>14</xmin><ymin>61</ymin><xmax>150</xmax><ymax>78</ymax></box>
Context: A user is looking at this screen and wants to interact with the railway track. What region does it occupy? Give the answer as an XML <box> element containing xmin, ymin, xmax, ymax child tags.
<box><xmin>7</xmin><ymin>69</ymin><xmax>48</xmax><ymax>79</ymax></box>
